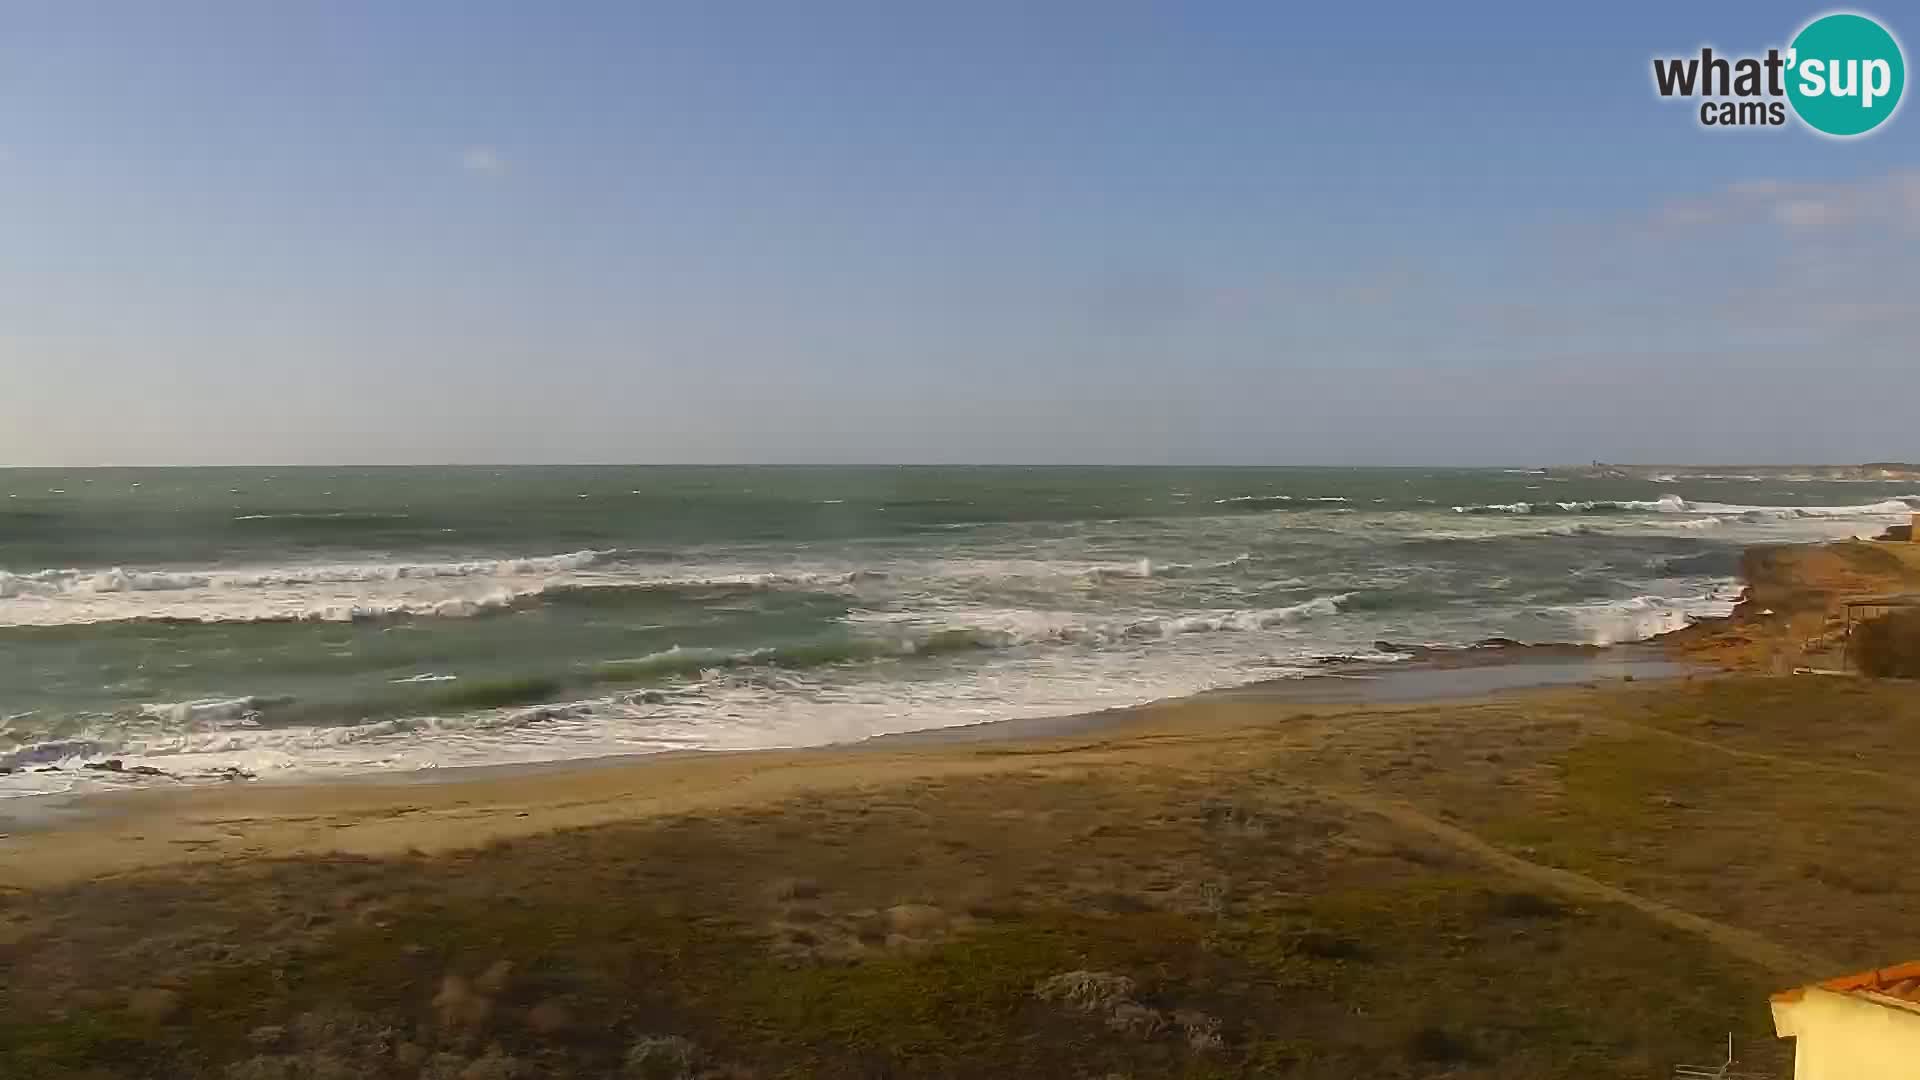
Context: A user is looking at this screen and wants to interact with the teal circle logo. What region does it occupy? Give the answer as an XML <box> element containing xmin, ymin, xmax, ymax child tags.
<box><xmin>1787</xmin><ymin>13</ymin><xmax>1905</xmax><ymax>136</ymax></box>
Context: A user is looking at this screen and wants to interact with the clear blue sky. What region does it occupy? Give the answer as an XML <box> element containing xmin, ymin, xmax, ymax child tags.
<box><xmin>2</xmin><ymin>2</ymin><xmax>1914</xmax><ymax>465</ymax></box>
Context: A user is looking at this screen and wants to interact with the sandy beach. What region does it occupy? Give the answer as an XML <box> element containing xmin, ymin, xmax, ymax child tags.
<box><xmin>4</xmin><ymin>539</ymin><xmax>1919</xmax><ymax>1078</ymax></box>
<box><xmin>0</xmin><ymin>651</ymin><xmax>1687</xmax><ymax>889</ymax></box>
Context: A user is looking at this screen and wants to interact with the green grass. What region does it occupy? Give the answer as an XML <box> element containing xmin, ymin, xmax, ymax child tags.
<box><xmin>1</xmin><ymin>868</ymin><xmax>1782</xmax><ymax>1079</ymax></box>
<box><xmin>0</xmin><ymin>1014</ymin><xmax>155</xmax><ymax>1080</ymax></box>
<box><xmin>1485</xmin><ymin>733</ymin><xmax>1701</xmax><ymax>875</ymax></box>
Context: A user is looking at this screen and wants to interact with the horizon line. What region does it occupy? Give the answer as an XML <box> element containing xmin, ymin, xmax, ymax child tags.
<box><xmin>0</xmin><ymin>461</ymin><xmax>1906</xmax><ymax>471</ymax></box>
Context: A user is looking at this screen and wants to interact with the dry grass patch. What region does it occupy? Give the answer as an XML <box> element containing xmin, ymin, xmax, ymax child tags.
<box><xmin>10</xmin><ymin>677</ymin><xmax>1892</xmax><ymax>1077</ymax></box>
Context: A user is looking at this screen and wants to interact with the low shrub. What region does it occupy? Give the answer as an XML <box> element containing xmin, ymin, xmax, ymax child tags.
<box><xmin>1854</xmin><ymin>609</ymin><xmax>1920</xmax><ymax>678</ymax></box>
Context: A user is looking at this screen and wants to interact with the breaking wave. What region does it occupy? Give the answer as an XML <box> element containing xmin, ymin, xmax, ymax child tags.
<box><xmin>1213</xmin><ymin>494</ymin><xmax>1351</xmax><ymax>507</ymax></box>
<box><xmin>1680</xmin><ymin>497</ymin><xmax>1920</xmax><ymax>521</ymax></box>
<box><xmin>0</xmin><ymin>549</ymin><xmax>615</xmax><ymax>598</ymax></box>
<box><xmin>1560</xmin><ymin>585</ymin><xmax>1743</xmax><ymax>646</ymax></box>
<box><xmin>841</xmin><ymin>594</ymin><xmax>1351</xmax><ymax>652</ymax></box>
<box><xmin>0</xmin><ymin>560</ymin><xmax>892</xmax><ymax>626</ymax></box>
<box><xmin>0</xmin><ymin>592</ymin><xmax>1357</xmax><ymax>776</ymax></box>
<box><xmin>1451</xmin><ymin>495</ymin><xmax>1918</xmax><ymax>518</ymax></box>
<box><xmin>0</xmin><ymin>699</ymin><xmax>606</xmax><ymax>778</ymax></box>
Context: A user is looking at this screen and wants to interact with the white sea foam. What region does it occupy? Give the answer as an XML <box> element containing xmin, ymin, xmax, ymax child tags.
<box><xmin>137</xmin><ymin>697</ymin><xmax>263</xmax><ymax>727</ymax></box>
<box><xmin>1085</xmin><ymin>558</ymin><xmax>1156</xmax><ymax>580</ymax></box>
<box><xmin>0</xmin><ymin>603</ymin><xmax>1367</xmax><ymax>788</ymax></box>
<box><xmin>1142</xmin><ymin>595</ymin><xmax>1347</xmax><ymax>634</ymax></box>
<box><xmin>1561</xmin><ymin>583</ymin><xmax>1743</xmax><ymax>646</ymax></box>
<box><xmin>3</xmin><ymin>549</ymin><xmax>1197</xmax><ymax>627</ymax></box>
<box><xmin>7</xmin><ymin>478</ymin><xmax>1915</xmax><ymax>797</ymax></box>
<box><xmin>1414</xmin><ymin>521</ymin><xmax>1599</xmax><ymax>541</ymax></box>
<box><xmin>1152</xmin><ymin>553</ymin><xmax>1254</xmax><ymax>574</ymax></box>
<box><xmin>0</xmin><ymin>549</ymin><xmax>646</xmax><ymax>627</ymax></box>
<box><xmin>1680</xmin><ymin>496</ymin><xmax>1920</xmax><ymax>520</ymax></box>
<box><xmin>0</xmin><ymin>568</ymin><xmax>214</xmax><ymax>596</ymax></box>
<box><xmin>1213</xmin><ymin>494</ymin><xmax>1349</xmax><ymax>506</ymax></box>
<box><xmin>853</xmin><ymin>594</ymin><xmax>1351</xmax><ymax>649</ymax></box>
<box><xmin>4</xmin><ymin>584</ymin><xmax>549</xmax><ymax>625</ymax></box>
<box><xmin>0</xmin><ymin>698</ymin><xmax>609</xmax><ymax>781</ymax></box>
<box><xmin>0</xmin><ymin>549</ymin><xmax>613</xmax><ymax>599</ymax></box>
<box><xmin>655</xmin><ymin>568</ymin><xmax>887</xmax><ymax>590</ymax></box>
<box><xmin>231</xmin><ymin>512</ymin><xmax>411</xmax><ymax>522</ymax></box>
<box><xmin>1450</xmin><ymin>495</ymin><xmax>1917</xmax><ymax>518</ymax></box>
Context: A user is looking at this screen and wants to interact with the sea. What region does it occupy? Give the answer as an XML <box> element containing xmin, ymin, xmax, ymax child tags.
<box><xmin>3</xmin><ymin>466</ymin><xmax>1914</xmax><ymax>797</ymax></box>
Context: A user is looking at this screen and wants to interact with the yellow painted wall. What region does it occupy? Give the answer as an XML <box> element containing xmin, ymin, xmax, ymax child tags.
<box><xmin>1773</xmin><ymin>987</ymin><xmax>1920</xmax><ymax>1079</ymax></box>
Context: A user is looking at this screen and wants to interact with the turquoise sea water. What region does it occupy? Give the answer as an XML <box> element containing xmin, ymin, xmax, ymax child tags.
<box><xmin>3</xmin><ymin>466</ymin><xmax>1914</xmax><ymax>794</ymax></box>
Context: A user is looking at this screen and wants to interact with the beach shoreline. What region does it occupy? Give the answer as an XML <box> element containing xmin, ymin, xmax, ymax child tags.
<box><xmin>8</xmin><ymin>532</ymin><xmax>1916</xmax><ymax>881</ymax></box>
<box><xmin>5</xmin><ymin>537</ymin><xmax>1920</xmax><ymax>1078</ymax></box>
<box><xmin>0</xmin><ymin>643</ymin><xmax>1699</xmax><ymax>886</ymax></box>
<box><xmin>10</xmin><ymin>465</ymin><xmax>1908</xmax><ymax>796</ymax></box>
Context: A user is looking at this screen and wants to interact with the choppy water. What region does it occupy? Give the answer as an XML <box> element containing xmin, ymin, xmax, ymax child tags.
<box><xmin>3</xmin><ymin>466</ymin><xmax>1913</xmax><ymax>795</ymax></box>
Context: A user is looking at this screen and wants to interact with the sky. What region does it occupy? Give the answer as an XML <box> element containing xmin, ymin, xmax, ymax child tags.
<box><xmin>2</xmin><ymin>1</ymin><xmax>1916</xmax><ymax>467</ymax></box>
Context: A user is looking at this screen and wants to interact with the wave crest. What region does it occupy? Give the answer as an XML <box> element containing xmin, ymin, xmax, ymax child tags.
<box><xmin>0</xmin><ymin>549</ymin><xmax>614</xmax><ymax>599</ymax></box>
<box><xmin>1451</xmin><ymin>495</ymin><xmax>1917</xmax><ymax>518</ymax></box>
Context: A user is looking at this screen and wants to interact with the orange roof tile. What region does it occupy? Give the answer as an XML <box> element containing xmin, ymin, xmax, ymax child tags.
<box><xmin>1774</xmin><ymin>961</ymin><xmax>1920</xmax><ymax>1006</ymax></box>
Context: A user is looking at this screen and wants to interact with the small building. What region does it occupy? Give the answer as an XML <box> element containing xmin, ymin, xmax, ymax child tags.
<box><xmin>1772</xmin><ymin>961</ymin><xmax>1920</xmax><ymax>1078</ymax></box>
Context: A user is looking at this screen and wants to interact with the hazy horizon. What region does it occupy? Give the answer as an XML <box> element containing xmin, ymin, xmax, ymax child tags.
<box><xmin>5</xmin><ymin>2</ymin><xmax>1916</xmax><ymax>467</ymax></box>
<box><xmin>2</xmin><ymin>460</ymin><xmax>1916</xmax><ymax>471</ymax></box>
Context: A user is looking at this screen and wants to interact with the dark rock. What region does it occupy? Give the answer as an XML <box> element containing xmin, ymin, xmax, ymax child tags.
<box><xmin>33</xmin><ymin>766</ymin><xmax>61</xmax><ymax>773</ymax></box>
<box><xmin>85</xmin><ymin>759</ymin><xmax>125</xmax><ymax>772</ymax></box>
<box><xmin>129</xmin><ymin>765</ymin><xmax>166</xmax><ymax>776</ymax></box>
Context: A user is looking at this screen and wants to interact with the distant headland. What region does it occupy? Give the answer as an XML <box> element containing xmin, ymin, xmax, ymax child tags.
<box><xmin>1549</xmin><ymin>462</ymin><xmax>1920</xmax><ymax>482</ymax></box>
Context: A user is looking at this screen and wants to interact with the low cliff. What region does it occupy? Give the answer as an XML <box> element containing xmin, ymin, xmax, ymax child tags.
<box><xmin>1665</xmin><ymin>540</ymin><xmax>1920</xmax><ymax>671</ymax></box>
